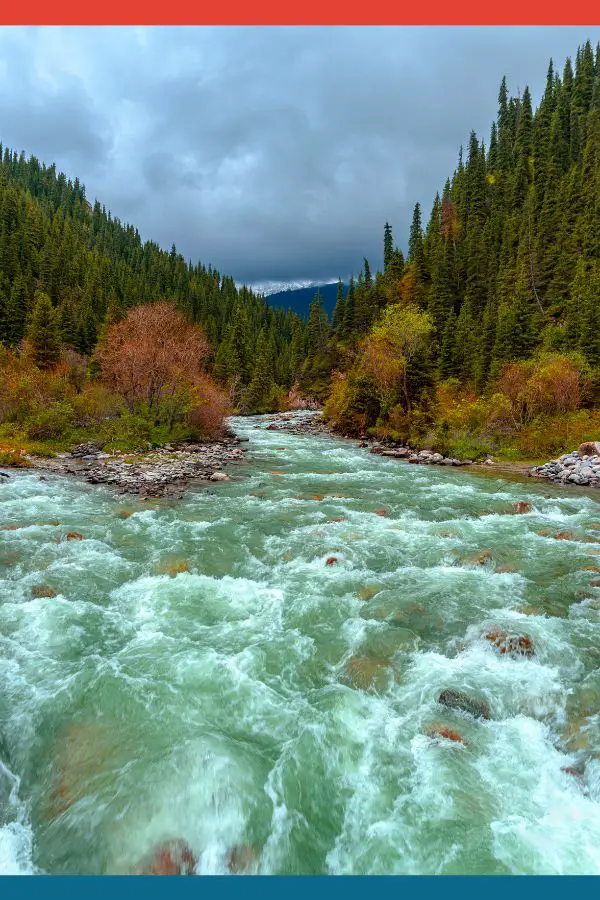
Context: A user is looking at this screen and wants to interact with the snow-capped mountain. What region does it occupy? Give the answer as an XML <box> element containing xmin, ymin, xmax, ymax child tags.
<box><xmin>244</xmin><ymin>278</ymin><xmax>338</xmax><ymax>297</ymax></box>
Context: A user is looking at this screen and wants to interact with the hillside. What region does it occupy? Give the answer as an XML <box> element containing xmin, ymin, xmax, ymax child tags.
<box><xmin>300</xmin><ymin>41</ymin><xmax>600</xmax><ymax>459</ymax></box>
<box><xmin>0</xmin><ymin>144</ymin><xmax>308</xmax><ymax>414</ymax></box>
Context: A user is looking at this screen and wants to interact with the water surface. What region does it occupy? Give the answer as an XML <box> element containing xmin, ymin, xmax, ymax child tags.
<box><xmin>1</xmin><ymin>416</ymin><xmax>600</xmax><ymax>874</ymax></box>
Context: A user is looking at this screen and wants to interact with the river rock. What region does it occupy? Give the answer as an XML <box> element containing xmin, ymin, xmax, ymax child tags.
<box><xmin>484</xmin><ymin>630</ymin><xmax>534</xmax><ymax>658</ymax></box>
<box><xmin>531</xmin><ymin>446</ymin><xmax>600</xmax><ymax>490</ymax></box>
<box><xmin>227</xmin><ymin>844</ymin><xmax>258</xmax><ymax>874</ymax></box>
<box><xmin>424</xmin><ymin>724</ymin><xmax>467</xmax><ymax>745</ymax></box>
<box><xmin>459</xmin><ymin>549</ymin><xmax>493</xmax><ymax>568</ymax></box>
<box><xmin>381</xmin><ymin>448</ymin><xmax>410</xmax><ymax>458</ymax></box>
<box><xmin>343</xmin><ymin>655</ymin><xmax>390</xmax><ymax>691</ymax></box>
<box><xmin>70</xmin><ymin>441</ymin><xmax>104</xmax><ymax>458</ymax></box>
<box><xmin>210</xmin><ymin>472</ymin><xmax>230</xmax><ymax>481</ymax></box>
<box><xmin>65</xmin><ymin>532</ymin><xmax>84</xmax><ymax>541</ymax></box>
<box><xmin>31</xmin><ymin>584</ymin><xmax>57</xmax><ymax>598</ymax></box>
<box><xmin>325</xmin><ymin>556</ymin><xmax>338</xmax><ymax>566</ymax></box>
<box><xmin>438</xmin><ymin>688</ymin><xmax>490</xmax><ymax>719</ymax></box>
<box><xmin>512</xmin><ymin>501</ymin><xmax>532</xmax><ymax>514</ymax></box>
<box><xmin>140</xmin><ymin>839</ymin><xmax>197</xmax><ymax>875</ymax></box>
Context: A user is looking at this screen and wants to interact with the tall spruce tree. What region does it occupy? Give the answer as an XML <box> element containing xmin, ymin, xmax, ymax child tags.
<box><xmin>27</xmin><ymin>291</ymin><xmax>61</xmax><ymax>369</ymax></box>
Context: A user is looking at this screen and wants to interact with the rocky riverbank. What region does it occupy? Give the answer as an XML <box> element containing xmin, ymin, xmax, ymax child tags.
<box><xmin>258</xmin><ymin>412</ymin><xmax>480</xmax><ymax>466</ymax></box>
<box><xmin>530</xmin><ymin>441</ymin><xmax>600</xmax><ymax>488</ymax></box>
<box><xmin>257</xmin><ymin>411</ymin><xmax>600</xmax><ymax>490</ymax></box>
<box><xmin>22</xmin><ymin>437</ymin><xmax>247</xmax><ymax>498</ymax></box>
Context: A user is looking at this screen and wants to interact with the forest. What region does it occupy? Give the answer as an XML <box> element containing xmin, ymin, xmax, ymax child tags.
<box><xmin>0</xmin><ymin>142</ymin><xmax>308</xmax><ymax>459</ymax></box>
<box><xmin>1</xmin><ymin>40</ymin><xmax>600</xmax><ymax>461</ymax></box>
<box><xmin>305</xmin><ymin>41</ymin><xmax>600</xmax><ymax>459</ymax></box>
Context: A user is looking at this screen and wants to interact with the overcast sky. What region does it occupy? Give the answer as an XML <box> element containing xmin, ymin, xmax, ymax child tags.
<box><xmin>1</xmin><ymin>26</ymin><xmax>599</xmax><ymax>288</ymax></box>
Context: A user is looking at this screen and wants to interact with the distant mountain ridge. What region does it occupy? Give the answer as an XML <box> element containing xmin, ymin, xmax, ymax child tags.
<box><xmin>264</xmin><ymin>282</ymin><xmax>347</xmax><ymax>318</ymax></box>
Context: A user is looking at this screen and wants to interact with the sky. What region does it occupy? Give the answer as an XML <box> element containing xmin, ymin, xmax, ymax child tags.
<box><xmin>1</xmin><ymin>26</ymin><xmax>599</xmax><ymax>290</ymax></box>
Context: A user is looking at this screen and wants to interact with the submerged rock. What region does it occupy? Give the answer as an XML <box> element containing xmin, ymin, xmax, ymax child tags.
<box><xmin>343</xmin><ymin>655</ymin><xmax>390</xmax><ymax>691</ymax></box>
<box><xmin>483</xmin><ymin>630</ymin><xmax>534</xmax><ymax>658</ymax></box>
<box><xmin>325</xmin><ymin>556</ymin><xmax>338</xmax><ymax>566</ymax></box>
<box><xmin>373</xmin><ymin>508</ymin><xmax>389</xmax><ymax>517</ymax></box>
<box><xmin>458</xmin><ymin>549</ymin><xmax>493</xmax><ymax>568</ymax></box>
<box><xmin>157</xmin><ymin>559</ymin><xmax>190</xmax><ymax>577</ymax></box>
<box><xmin>140</xmin><ymin>839</ymin><xmax>197</xmax><ymax>875</ymax></box>
<box><xmin>357</xmin><ymin>585</ymin><xmax>381</xmax><ymax>602</ymax></box>
<box><xmin>438</xmin><ymin>688</ymin><xmax>490</xmax><ymax>720</ymax></box>
<box><xmin>227</xmin><ymin>844</ymin><xmax>258</xmax><ymax>874</ymax></box>
<box><xmin>65</xmin><ymin>532</ymin><xmax>84</xmax><ymax>541</ymax></box>
<box><xmin>512</xmin><ymin>501</ymin><xmax>532</xmax><ymax>514</ymax></box>
<box><xmin>424</xmin><ymin>724</ymin><xmax>467</xmax><ymax>745</ymax></box>
<box><xmin>554</xmin><ymin>530</ymin><xmax>576</xmax><ymax>541</ymax></box>
<box><xmin>31</xmin><ymin>584</ymin><xmax>57</xmax><ymax>598</ymax></box>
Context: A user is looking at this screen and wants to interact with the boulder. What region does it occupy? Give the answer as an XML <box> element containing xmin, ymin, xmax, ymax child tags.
<box><xmin>381</xmin><ymin>448</ymin><xmax>409</xmax><ymax>458</ymax></box>
<box><xmin>484</xmin><ymin>630</ymin><xmax>534</xmax><ymax>659</ymax></box>
<box><xmin>65</xmin><ymin>532</ymin><xmax>84</xmax><ymax>541</ymax></box>
<box><xmin>210</xmin><ymin>472</ymin><xmax>230</xmax><ymax>481</ymax></box>
<box><xmin>512</xmin><ymin>501</ymin><xmax>532</xmax><ymax>514</ymax></box>
<box><xmin>325</xmin><ymin>556</ymin><xmax>338</xmax><ymax>566</ymax></box>
<box><xmin>437</xmin><ymin>688</ymin><xmax>490</xmax><ymax>720</ymax></box>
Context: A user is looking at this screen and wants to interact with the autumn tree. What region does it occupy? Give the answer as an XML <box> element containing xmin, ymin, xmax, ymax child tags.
<box><xmin>97</xmin><ymin>301</ymin><xmax>228</xmax><ymax>433</ymax></box>
<box><xmin>361</xmin><ymin>304</ymin><xmax>432</xmax><ymax>414</ymax></box>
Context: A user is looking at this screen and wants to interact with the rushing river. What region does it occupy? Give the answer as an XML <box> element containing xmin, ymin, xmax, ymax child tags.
<box><xmin>2</xmin><ymin>415</ymin><xmax>600</xmax><ymax>875</ymax></box>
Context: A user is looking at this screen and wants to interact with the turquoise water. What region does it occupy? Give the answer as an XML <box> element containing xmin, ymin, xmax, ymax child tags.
<box><xmin>1</xmin><ymin>415</ymin><xmax>600</xmax><ymax>875</ymax></box>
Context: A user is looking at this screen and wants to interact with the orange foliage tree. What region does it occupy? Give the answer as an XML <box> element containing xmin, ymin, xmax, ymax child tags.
<box><xmin>96</xmin><ymin>302</ymin><xmax>229</xmax><ymax>434</ymax></box>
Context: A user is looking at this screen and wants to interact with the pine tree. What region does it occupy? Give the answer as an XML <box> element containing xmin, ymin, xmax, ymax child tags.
<box><xmin>384</xmin><ymin>222</ymin><xmax>394</xmax><ymax>271</ymax></box>
<box><xmin>408</xmin><ymin>203</ymin><xmax>427</xmax><ymax>283</ymax></box>
<box><xmin>246</xmin><ymin>328</ymin><xmax>274</xmax><ymax>413</ymax></box>
<box><xmin>26</xmin><ymin>291</ymin><xmax>61</xmax><ymax>369</ymax></box>
<box><xmin>332</xmin><ymin>278</ymin><xmax>346</xmax><ymax>333</ymax></box>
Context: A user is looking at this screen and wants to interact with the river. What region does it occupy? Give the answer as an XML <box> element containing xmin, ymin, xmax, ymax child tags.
<box><xmin>1</xmin><ymin>415</ymin><xmax>600</xmax><ymax>875</ymax></box>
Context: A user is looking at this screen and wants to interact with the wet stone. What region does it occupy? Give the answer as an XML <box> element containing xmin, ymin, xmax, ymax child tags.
<box><xmin>438</xmin><ymin>688</ymin><xmax>490</xmax><ymax>720</ymax></box>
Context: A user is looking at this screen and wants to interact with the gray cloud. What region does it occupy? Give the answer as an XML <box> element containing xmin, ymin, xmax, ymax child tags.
<box><xmin>0</xmin><ymin>26</ymin><xmax>599</xmax><ymax>286</ymax></box>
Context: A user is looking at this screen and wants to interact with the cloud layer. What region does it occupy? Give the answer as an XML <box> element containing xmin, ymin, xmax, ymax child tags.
<box><xmin>1</xmin><ymin>26</ymin><xmax>598</xmax><ymax>286</ymax></box>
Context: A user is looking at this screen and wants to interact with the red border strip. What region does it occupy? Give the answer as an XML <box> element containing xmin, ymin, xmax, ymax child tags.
<box><xmin>2</xmin><ymin>4</ymin><xmax>600</xmax><ymax>25</ymax></box>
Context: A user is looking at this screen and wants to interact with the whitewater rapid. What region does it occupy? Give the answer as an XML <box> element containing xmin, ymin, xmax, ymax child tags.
<box><xmin>1</xmin><ymin>416</ymin><xmax>600</xmax><ymax>874</ymax></box>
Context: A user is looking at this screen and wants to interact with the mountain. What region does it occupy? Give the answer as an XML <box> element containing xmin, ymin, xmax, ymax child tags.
<box><xmin>266</xmin><ymin>282</ymin><xmax>347</xmax><ymax>319</ymax></box>
<box><xmin>248</xmin><ymin>279</ymin><xmax>337</xmax><ymax>297</ymax></box>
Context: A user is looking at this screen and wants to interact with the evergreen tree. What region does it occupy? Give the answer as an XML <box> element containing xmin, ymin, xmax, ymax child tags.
<box><xmin>332</xmin><ymin>278</ymin><xmax>346</xmax><ymax>333</ymax></box>
<box><xmin>246</xmin><ymin>328</ymin><xmax>274</xmax><ymax>413</ymax></box>
<box><xmin>384</xmin><ymin>222</ymin><xmax>394</xmax><ymax>271</ymax></box>
<box><xmin>26</xmin><ymin>291</ymin><xmax>61</xmax><ymax>369</ymax></box>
